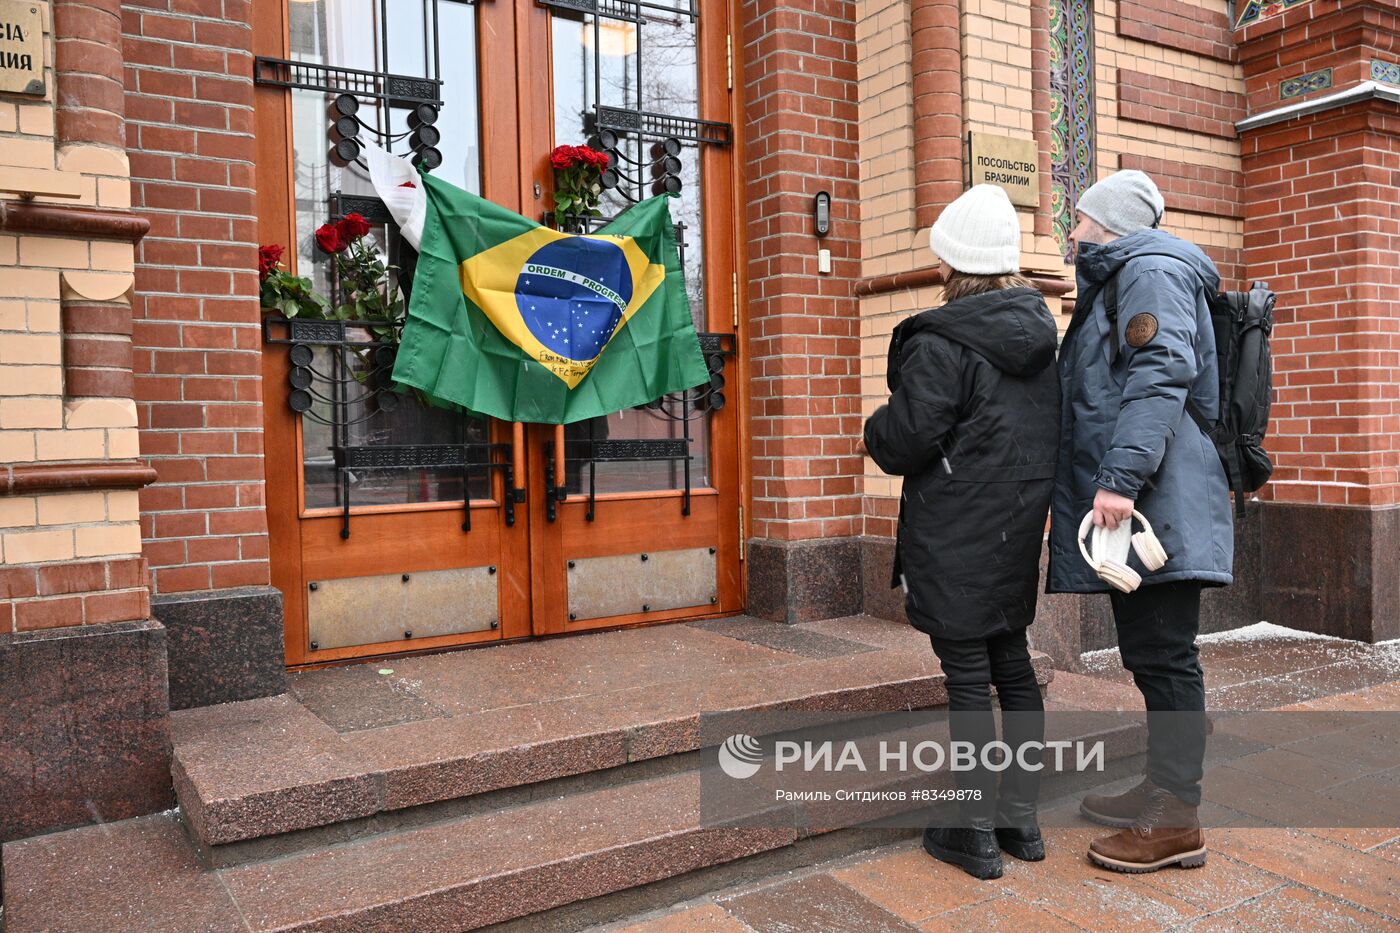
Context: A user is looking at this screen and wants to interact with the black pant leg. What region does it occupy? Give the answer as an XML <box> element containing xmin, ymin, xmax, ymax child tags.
<box><xmin>1110</xmin><ymin>581</ymin><xmax>1206</xmax><ymax>805</ymax></box>
<box><xmin>929</xmin><ymin>636</ymin><xmax>997</xmax><ymax>825</ymax></box>
<box><xmin>985</xmin><ymin>629</ymin><xmax>1044</xmax><ymax>822</ymax></box>
<box><xmin>986</xmin><ymin>628</ymin><xmax>1044</xmax><ymax>713</ymax></box>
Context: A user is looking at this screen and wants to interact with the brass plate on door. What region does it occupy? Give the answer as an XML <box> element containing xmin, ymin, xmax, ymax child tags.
<box><xmin>566</xmin><ymin>547</ymin><xmax>717</xmax><ymax>621</ymax></box>
<box><xmin>307</xmin><ymin>566</ymin><xmax>498</xmax><ymax>650</ymax></box>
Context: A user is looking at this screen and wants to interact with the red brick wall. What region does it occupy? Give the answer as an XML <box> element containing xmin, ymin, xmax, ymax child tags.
<box><xmin>0</xmin><ymin>557</ymin><xmax>150</xmax><ymax>632</ymax></box>
<box><xmin>1241</xmin><ymin>101</ymin><xmax>1400</xmax><ymax>507</ymax></box>
<box><xmin>1116</xmin><ymin>0</ymin><xmax>1235</xmax><ymax>63</ymax></box>
<box><xmin>1239</xmin><ymin>1</ymin><xmax>1400</xmax><ymax>111</ymax></box>
<box><xmin>1118</xmin><ymin>154</ymin><xmax>1243</xmax><ymax>219</ymax></box>
<box><xmin>121</xmin><ymin>0</ymin><xmax>270</xmax><ymax>593</ymax></box>
<box><xmin>741</xmin><ymin>0</ymin><xmax>864</xmax><ymax>542</ymax></box>
<box><xmin>1117</xmin><ymin>68</ymin><xmax>1245</xmax><ymax>139</ymax></box>
<box><xmin>1118</xmin><ymin>153</ymin><xmax>1245</xmax><ymax>287</ymax></box>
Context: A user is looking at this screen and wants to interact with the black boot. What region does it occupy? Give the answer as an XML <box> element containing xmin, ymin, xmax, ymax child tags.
<box><xmin>922</xmin><ymin>823</ymin><xmax>1004</xmax><ymax>880</ymax></box>
<box><xmin>993</xmin><ymin>708</ymin><xmax>1045</xmax><ymax>860</ymax></box>
<box><xmin>994</xmin><ymin>822</ymin><xmax>1045</xmax><ymax>861</ymax></box>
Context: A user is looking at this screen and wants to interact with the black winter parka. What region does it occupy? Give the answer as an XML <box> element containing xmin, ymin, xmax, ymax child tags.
<box><xmin>863</xmin><ymin>287</ymin><xmax>1062</xmax><ymax>641</ymax></box>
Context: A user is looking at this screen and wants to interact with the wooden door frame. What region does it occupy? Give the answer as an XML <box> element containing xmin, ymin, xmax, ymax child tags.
<box><xmin>518</xmin><ymin>0</ymin><xmax>750</xmax><ymax>636</ymax></box>
<box><xmin>253</xmin><ymin>0</ymin><xmax>753</xmax><ymax>663</ymax></box>
<box><xmin>253</xmin><ymin>0</ymin><xmax>533</xmax><ymax>666</ymax></box>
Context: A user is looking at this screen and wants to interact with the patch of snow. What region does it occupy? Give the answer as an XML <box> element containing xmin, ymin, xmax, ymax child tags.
<box><xmin>1080</xmin><ymin>645</ymin><xmax>1120</xmax><ymax>663</ymax></box>
<box><xmin>1080</xmin><ymin>621</ymin><xmax>1346</xmax><ymax>666</ymax></box>
<box><xmin>1196</xmin><ymin>621</ymin><xmax>1345</xmax><ymax>644</ymax></box>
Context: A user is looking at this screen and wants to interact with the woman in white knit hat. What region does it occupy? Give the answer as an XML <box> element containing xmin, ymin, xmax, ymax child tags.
<box><xmin>863</xmin><ymin>184</ymin><xmax>1062</xmax><ymax>880</ymax></box>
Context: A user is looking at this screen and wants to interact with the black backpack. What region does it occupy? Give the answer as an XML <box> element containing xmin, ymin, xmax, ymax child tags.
<box><xmin>1105</xmin><ymin>273</ymin><xmax>1276</xmax><ymax>514</ymax></box>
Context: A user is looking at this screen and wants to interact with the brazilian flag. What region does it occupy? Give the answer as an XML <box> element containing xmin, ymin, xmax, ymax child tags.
<box><xmin>390</xmin><ymin>173</ymin><xmax>709</xmax><ymax>424</ymax></box>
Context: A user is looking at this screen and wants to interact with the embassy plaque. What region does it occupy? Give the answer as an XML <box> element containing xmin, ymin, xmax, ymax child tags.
<box><xmin>0</xmin><ymin>1</ymin><xmax>43</xmax><ymax>96</ymax></box>
<box><xmin>968</xmin><ymin>132</ymin><xmax>1039</xmax><ymax>208</ymax></box>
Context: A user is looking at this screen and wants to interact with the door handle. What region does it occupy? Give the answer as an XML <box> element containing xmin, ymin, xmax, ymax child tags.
<box><xmin>504</xmin><ymin>422</ymin><xmax>526</xmax><ymax>526</ymax></box>
<box><xmin>545</xmin><ymin>424</ymin><xmax>567</xmax><ymax>522</ymax></box>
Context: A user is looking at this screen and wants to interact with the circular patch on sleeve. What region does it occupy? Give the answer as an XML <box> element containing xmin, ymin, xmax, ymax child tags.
<box><xmin>1125</xmin><ymin>312</ymin><xmax>1159</xmax><ymax>348</ymax></box>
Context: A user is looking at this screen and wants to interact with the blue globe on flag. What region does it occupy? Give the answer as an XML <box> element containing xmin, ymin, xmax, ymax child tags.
<box><xmin>516</xmin><ymin>237</ymin><xmax>634</xmax><ymax>362</ymax></box>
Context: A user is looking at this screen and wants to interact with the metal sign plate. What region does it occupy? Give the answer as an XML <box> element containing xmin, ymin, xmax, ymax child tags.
<box><xmin>0</xmin><ymin>1</ymin><xmax>44</xmax><ymax>96</ymax></box>
<box><xmin>967</xmin><ymin>132</ymin><xmax>1040</xmax><ymax>208</ymax></box>
<box><xmin>567</xmin><ymin>547</ymin><xmax>717</xmax><ymax>620</ymax></box>
<box><xmin>307</xmin><ymin>565</ymin><xmax>498</xmax><ymax>650</ymax></box>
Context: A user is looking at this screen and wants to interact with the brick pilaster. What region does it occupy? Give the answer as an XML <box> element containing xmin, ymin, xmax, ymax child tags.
<box><xmin>53</xmin><ymin>0</ymin><xmax>126</xmax><ymax>149</ymax></box>
<box><xmin>910</xmin><ymin>0</ymin><xmax>962</xmax><ymax>229</ymax></box>
<box><xmin>741</xmin><ymin>0</ymin><xmax>863</xmax><ymax>545</ymax></box>
<box><xmin>1239</xmin><ymin>0</ymin><xmax>1400</xmax><ymax>641</ymax></box>
<box><xmin>121</xmin><ymin>0</ymin><xmax>269</xmax><ymax>594</ymax></box>
<box><xmin>740</xmin><ymin>0</ymin><xmax>864</xmax><ymax>620</ymax></box>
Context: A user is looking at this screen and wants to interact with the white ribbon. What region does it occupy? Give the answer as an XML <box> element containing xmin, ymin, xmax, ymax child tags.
<box><xmin>364</xmin><ymin>141</ymin><xmax>428</xmax><ymax>251</ymax></box>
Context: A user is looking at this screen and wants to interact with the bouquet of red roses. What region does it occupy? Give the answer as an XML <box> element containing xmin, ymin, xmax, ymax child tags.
<box><xmin>313</xmin><ymin>213</ymin><xmax>405</xmax><ymax>333</ymax></box>
<box><xmin>550</xmin><ymin>144</ymin><xmax>610</xmax><ymax>230</ymax></box>
<box><xmin>257</xmin><ymin>243</ymin><xmax>329</xmax><ymax>320</ymax></box>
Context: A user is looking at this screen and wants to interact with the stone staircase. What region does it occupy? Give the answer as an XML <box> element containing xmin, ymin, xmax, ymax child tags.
<box><xmin>1</xmin><ymin>616</ymin><xmax>1143</xmax><ymax>932</ymax></box>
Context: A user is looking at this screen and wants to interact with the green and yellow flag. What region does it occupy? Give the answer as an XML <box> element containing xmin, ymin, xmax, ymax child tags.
<box><xmin>390</xmin><ymin>172</ymin><xmax>708</xmax><ymax>424</ymax></box>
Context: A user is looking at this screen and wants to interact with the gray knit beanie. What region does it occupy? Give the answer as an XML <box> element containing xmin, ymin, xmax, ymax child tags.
<box><xmin>1074</xmin><ymin>170</ymin><xmax>1165</xmax><ymax>236</ymax></box>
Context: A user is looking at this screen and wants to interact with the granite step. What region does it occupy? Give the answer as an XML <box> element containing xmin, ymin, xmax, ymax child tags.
<box><xmin>3</xmin><ymin>686</ymin><xmax>1146</xmax><ymax>933</ymax></box>
<box><xmin>170</xmin><ymin>616</ymin><xmax>1057</xmax><ymax>851</ymax></box>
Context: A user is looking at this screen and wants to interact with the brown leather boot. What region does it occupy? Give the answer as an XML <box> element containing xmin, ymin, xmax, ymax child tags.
<box><xmin>1087</xmin><ymin>788</ymin><xmax>1206</xmax><ymax>873</ymax></box>
<box><xmin>1080</xmin><ymin>775</ymin><xmax>1158</xmax><ymax>828</ymax></box>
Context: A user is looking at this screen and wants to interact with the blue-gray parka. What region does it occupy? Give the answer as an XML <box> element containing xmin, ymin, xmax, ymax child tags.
<box><xmin>1047</xmin><ymin>229</ymin><xmax>1234</xmax><ymax>593</ymax></box>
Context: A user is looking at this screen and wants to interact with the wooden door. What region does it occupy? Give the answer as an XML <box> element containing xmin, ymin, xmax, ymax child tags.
<box><xmin>516</xmin><ymin>0</ymin><xmax>745</xmax><ymax>635</ymax></box>
<box><xmin>255</xmin><ymin>0</ymin><xmax>746</xmax><ymax>665</ymax></box>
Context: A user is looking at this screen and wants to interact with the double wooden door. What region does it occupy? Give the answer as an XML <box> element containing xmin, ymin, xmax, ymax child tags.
<box><xmin>253</xmin><ymin>0</ymin><xmax>746</xmax><ymax>666</ymax></box>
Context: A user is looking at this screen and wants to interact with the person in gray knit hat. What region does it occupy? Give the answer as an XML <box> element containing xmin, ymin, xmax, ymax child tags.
<box><xmin>1049</xmin><ymin>170</ymin><xmax>1233</xmax><ymax>875</ymax></box>
<box><xmin>1073</xmin><ymin>169</ymin><xmax>1165</xmax><ymax>236</ymax></box>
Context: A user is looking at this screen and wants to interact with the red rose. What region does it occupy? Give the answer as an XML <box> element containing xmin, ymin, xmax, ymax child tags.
<box><xmin>258</xmin><ymin>244</ymin><xmax>284</xmax><ymax>280</ymax></box>
<box><xmin>590</xmin><ymin>149</ymin><xmax>610</xmax><ymax>168</ymax></box>
<box><xmin>550</xmin><ymin>145</ymin><xmax>576</xmax><ymax>170</ymax></box>
<box><xmin>315</xmin><ymin>223</ymin><xmax>344</xmax><ymax>254</ymax></box>
<box><xmin>337</xmin><ymin>212</ymin><xmax>371</xmax><ymax>241</ymax></box>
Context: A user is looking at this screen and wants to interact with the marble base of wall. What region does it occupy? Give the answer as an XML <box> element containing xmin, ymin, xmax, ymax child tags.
<box><xmin>154</xmin><ymin>586</ymin><xmax>287</xmax><ymax>710</ymax></box>
<box><xmin>0</xmin><ymin>618</ymin><xmax>173</xmax><ymax>844</ymax></box>
<box><xmin>746</xmin><ymin>537</ymin><xmax>863</xmax><ymax>624</ymax></box>
<box><xmin>1259</xmin><ymin>502</ymin><xmax>1399</xmax><ymax>643</ymax></box>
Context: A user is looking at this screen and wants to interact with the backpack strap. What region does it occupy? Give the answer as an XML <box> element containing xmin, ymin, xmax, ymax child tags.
<box><xmin>1183</xmin><ymin>400</ymin><xmax>1214</xmax><ymax>439</ymax></box>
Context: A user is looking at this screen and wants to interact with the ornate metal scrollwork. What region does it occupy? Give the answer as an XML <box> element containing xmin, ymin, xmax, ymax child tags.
<box><xmin>264</xmin><ymin>317</ymin><xmax>520</xmax><ymax>538</ymax></box>
<box><xmin>536</xmin><ymin>0</ymin><xmax>697</xmax><ymax>24</ymax></box>
<box><xmin>549</xmin><ymin>436</ymin><xmax>695</xmax><ymax>522</ymax></box>
<box><xmin>594</xmin><ymin>106</ymin><xmax>730</xmax><ymax>147</ymax></box>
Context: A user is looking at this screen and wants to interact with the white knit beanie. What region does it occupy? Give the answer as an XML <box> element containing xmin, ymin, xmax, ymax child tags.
<box><xmin>1075</xmin><ymin>170</ymin><xmax>1165</xmax><ymax>236</ymax></box>
<box><xmin>927</xmin><ymin>184</ymin><xmax>1021</xmax><ymax>275</ymax></box>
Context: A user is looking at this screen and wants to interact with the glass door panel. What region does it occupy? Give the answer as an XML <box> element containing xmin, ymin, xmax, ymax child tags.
<box><xmin>259</xmin><ymin>0</ymin><xmax>529</xmax><ymax>666</ymax></box>
<box><xmin>549</xmin><ymin>6</ymin><xmax>711</xmax><ymax>497</ymax></box>
<box><xmin>526</xmin><ymin>0</ymin><xmax>741</xmax><ymax>636</ymax></box>
<box><xmin>285</xmin><ymin>0</ymin><xmax>488</xmax><ymax>510</ymax></box>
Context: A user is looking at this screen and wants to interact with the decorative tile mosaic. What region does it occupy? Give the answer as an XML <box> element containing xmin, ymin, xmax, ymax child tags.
<box><xmin>1235</xmin><ymin>0</ymin><xmax>1314</xmax><ymax>30</ymax></box>
<box><xmin>1280</xmin><ymin>67</ymin><xmax>1333</xmax><ymax>100</ymax></box>
<box><xmin>1372</xmin><ymin>59</ymin><xmax>1400</xmax><ymax>86</ymax></box>
<box><xmin>1049</xmin><ymin>0</ymin><xmax>1094</xmax><ymax>263</ymax></box>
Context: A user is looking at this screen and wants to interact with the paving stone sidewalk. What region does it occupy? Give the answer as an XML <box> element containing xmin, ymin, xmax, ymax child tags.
<box><xmin>587</xmin><ymin>630</ymin><xmax>1400</xmax><ymax>933</ymax></box>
